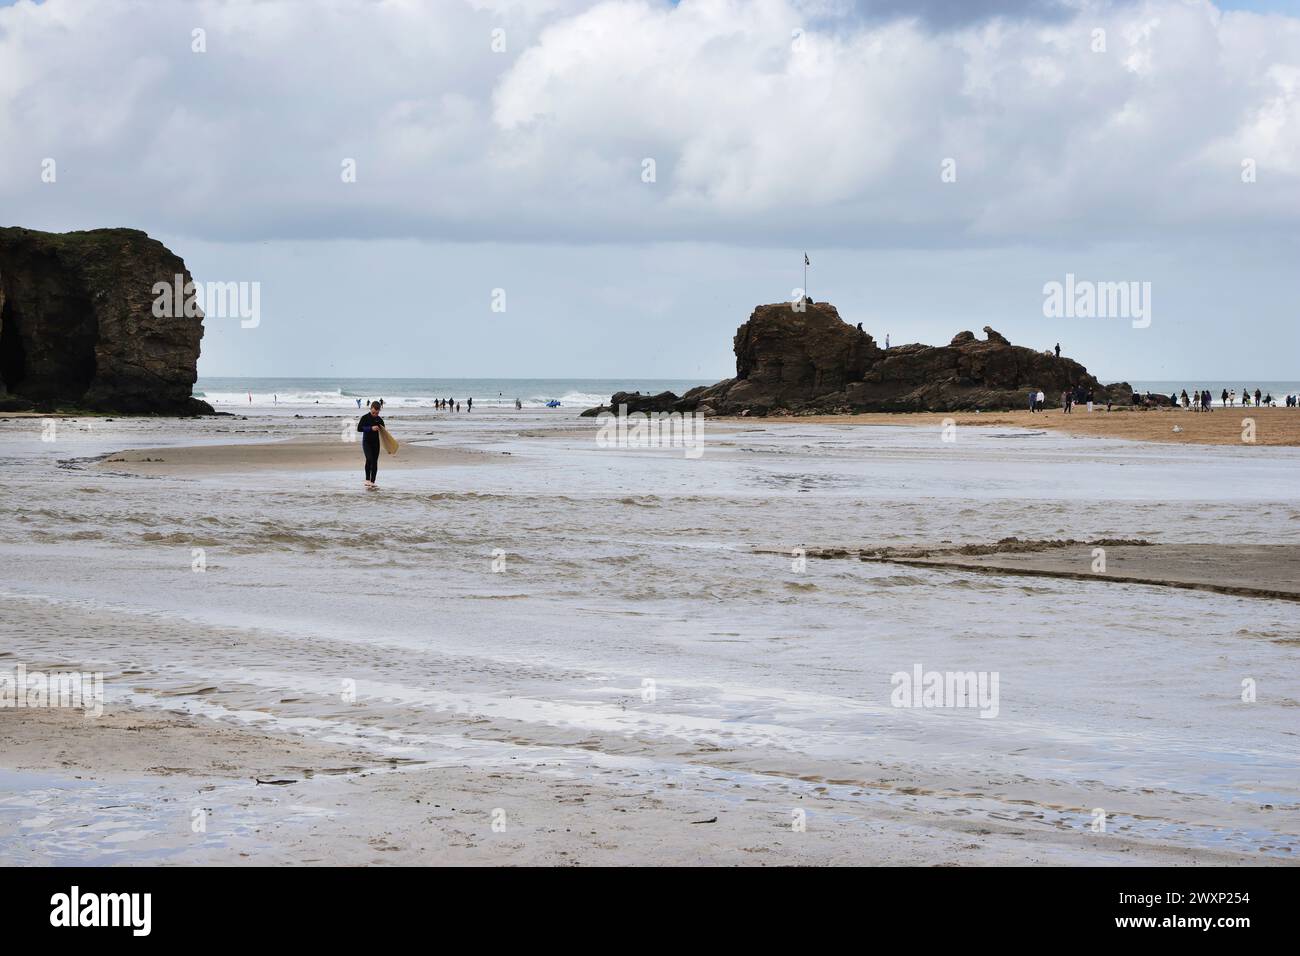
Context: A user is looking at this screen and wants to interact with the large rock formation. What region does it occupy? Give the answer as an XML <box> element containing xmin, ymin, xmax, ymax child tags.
<box><xmin>0</xmin><ymin>227</ymin><xmax>212</xmax><ymax>414</ymax></box>
<box><xmin>586</xmin><ymin>301</ymin><xmax>1132</xmax><ymax>416</ymax></box>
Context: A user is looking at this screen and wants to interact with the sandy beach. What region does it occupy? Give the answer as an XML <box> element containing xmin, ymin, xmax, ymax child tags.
<box><xmin>98</xmin><ymin>436</ymin><xmax>497</xmax><ymax>476</ymax></box>
<box><xmin>2</xmin><ymin>406</ymin><xmax>1298</xmax><ymax>866</ymax></box>
<box><xmin>744</xmin><ymin>406</ymin><xmax>1300</xmax><ymax>446</ymax></box>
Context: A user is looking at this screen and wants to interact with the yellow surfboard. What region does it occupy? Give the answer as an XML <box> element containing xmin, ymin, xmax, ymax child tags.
<box><xmin>378</xmin><ymin>425</ymin><xmax>399</xmax><ymax>456</ymax></box>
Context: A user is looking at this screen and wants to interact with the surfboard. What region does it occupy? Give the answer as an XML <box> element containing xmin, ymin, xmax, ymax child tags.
<box><xmin>378</xmin><ymin>426</ymin><xmax>399</xmax><ymax>456</ymax></box>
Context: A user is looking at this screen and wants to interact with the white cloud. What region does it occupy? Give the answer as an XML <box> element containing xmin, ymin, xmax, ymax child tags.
<box><xmin>0</xmin><ymin>0</ymin><xmax>1296</xmax><ymax>246</ymax></box>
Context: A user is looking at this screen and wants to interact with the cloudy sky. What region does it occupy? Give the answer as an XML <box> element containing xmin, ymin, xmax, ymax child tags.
<box><xmin>2</xmin><ymin>0</ymin><xmax>1298</xmax><ymax>381</ymax></box>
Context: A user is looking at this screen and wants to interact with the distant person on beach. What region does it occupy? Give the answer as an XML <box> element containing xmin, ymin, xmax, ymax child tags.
<box><xmin>515</xmin><ymin>398</ymin><xmax>522</xmax><ymax>410</ymax></box>
<box><xmin>1055</xmin><ymin>343</ymin><xmax>1060</xmax><ymax>359</ymax></box>
<box><xmin>357</xmin><ymin>401</ymin><xmax>385</xmax><ymax>489</ymax></box>
<box><xmin>1036</xmin><ymin>389</ymin><xmax>1045</xmax><ymax>412</ymax></box>
<box><xmin>1255</xmin><ymin>388</ymin><xmax>1262</xmax><ymax>406</ymax></box>
<box><xmin>1221</xmin><ymin>389</ymin><xmax>1228</xmax><ymax>408</ymax></box>
<box><xmin>356</xmin><ymin>398</ymin><xmax>362</xmax><ymax>409</ymax></box>
<box><xmin>456</xmin><ymin>401</ymin><xmax>461</xmax><ymax>412</ymax></box>
<box><xmin>467</xmin><ymin>397</ymin><xmax>473</xmax><ymax>412</ymax></box>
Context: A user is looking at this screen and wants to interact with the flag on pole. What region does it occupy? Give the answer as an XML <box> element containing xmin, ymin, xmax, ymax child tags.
<box><xmin>804</xmin><ymin>253</ymin><xmax>810</xmax><ymax>266</ymax></box>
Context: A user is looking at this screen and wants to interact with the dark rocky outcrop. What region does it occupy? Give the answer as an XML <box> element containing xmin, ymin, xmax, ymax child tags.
<box><xmin>0</xmin><ymin>227</ymin><xmax>212</xmax><ymax>414</ymax></box>
<box><xmin>585</xmin><ymin>301</ymin><xmax>1132</xmax><ymax>417</ymax></box>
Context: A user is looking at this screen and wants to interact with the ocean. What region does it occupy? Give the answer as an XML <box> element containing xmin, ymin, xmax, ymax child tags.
<box><xmin>193</xmin><ymin>377</ymin><xmax>706</xmax><ymax>411</ymax></box>
<box><xmin>196</xmin><ymin>377</ymin><xmax>1300</xmax><ymax>412</ymax></box>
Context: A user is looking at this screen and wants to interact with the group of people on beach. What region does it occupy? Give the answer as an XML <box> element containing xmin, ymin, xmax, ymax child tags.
<box><xmin>1216</xmin><ymin>388</ymin><xmax>1273</xmax><ymax>408</ymax></box>
<box><xmin>1173</xmin><ymin>389</ymin><xmax>1216</xmax><ymax>411</ymax></box>
<box><xmin>435</xmin><ymin>397</ymin><xmax>469</xmax><ymax>412</ymax></box>
<box><xmin>1150</xmin><ymin>388</ymin><xmax>1284</xmax><ymax>409</ymax></box>
<box><xmin>1028</xmin><ymin>385</ymin><xmax>1095</xmax><ymax>414</ymax></box>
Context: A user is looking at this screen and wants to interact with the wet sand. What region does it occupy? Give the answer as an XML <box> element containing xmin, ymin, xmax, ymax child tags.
<box><xmin>794</xmin><ymin>541</ymin><xmax>1300</xmax><ymax>603</ymax></box>
<box><xmin>4</xmin><ymin>409</ymin><xmax>1298</xmax><ymax>866</ymax></box>
<box><xmin>98</xmin><ymin>436</ymin><xmax>498</xmax><ymax>476</ymax></box>
<box><xmin>0</xmin><ymin>705</ymin><xmax>1259</xmax><ymax>866</ymax></box>
<box><xmin>743</xmin><ymin>407</ymin><xmax>1300</xmax><ymax>446</ymax></box>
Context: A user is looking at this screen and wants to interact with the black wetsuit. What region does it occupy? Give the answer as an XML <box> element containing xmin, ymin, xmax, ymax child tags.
<box><xmin>357</xmin><ymin>412</ymin><xmax>384</xmax><ymax>482</ymax></box>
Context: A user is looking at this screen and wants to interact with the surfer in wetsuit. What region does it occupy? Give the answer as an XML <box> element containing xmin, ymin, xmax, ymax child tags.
<box><xmin>357</xmin><ymin>400</ymin><xmax>384</xmax><ymax>488</ymax></box>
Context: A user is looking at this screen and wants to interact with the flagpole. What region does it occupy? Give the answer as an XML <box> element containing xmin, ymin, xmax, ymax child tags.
<box><xmin>803</xmin><ymin>253</ymin><xmax>808</xmax><ymax>301</ymax></box>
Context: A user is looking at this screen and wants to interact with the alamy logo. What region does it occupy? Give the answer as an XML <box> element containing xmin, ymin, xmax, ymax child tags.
<box><xmin>50</xmin><ymin>886</ymin><xmax>151</xmax><ymax>936</ymax></box>
<box><xmin>890</xmin><ymin>663</ymin><xmax>999</xmax><ymax>719</ymax></box>
<box><xmin>152</xmin><ymin>274</ymin><xmax>260</xmax><ymax>328</ymax></box>
<box><xmin>0</xmin><ymin>665</ymin><xmax>103</xmax><ymax>718</ymax></box>
<box><xmin>595</xmin><ymin>406</ymin><xmax>705</xmax><ymax>459</ymax></box>
<box><xmin>1042</xmin><ymin>273</ymin><xmax>1150</xmax><ymax>328</ymax></box>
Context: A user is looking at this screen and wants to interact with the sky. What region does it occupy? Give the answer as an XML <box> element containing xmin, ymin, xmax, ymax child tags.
<box><xmin>1</xmin><ymin>0</ymin><xmax>1298</xmax><ymax>382</ymax></box>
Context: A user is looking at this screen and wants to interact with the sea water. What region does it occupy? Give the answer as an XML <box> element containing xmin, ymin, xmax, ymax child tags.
<box><xmin>193</xmin><ymin>376</ymin><xmax>705</xmax><ymax>410</ymax></box>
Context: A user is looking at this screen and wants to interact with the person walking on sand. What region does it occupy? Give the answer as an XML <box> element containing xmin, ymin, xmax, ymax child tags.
<box><xmin>1036</xmin><ymin>389</ymin><xmax>1045</xmax><ymax>412</ymax></box>
<box><xmin>467</xmin><ymin>397</ymin><xmax>473</xmax><ymax>412</ymax></box>
<box><xmin>357</xmin><ymin>400</ymin><xmax>385</xmax><ymax>489</ymax></box>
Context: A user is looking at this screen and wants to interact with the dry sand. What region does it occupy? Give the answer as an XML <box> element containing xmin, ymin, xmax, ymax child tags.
<box><xmin>738</xmin><ymin>406</ymin><xmax>1300</xmax><ymax>446</ymax></box>
<box><xmin>97</xmin><ymin>436</ymin><xmax>499</xmax><ymax>476</ymax></box>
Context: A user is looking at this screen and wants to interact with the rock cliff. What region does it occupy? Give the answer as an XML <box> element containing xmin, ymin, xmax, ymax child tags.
<box><xmin>587</xmin><ymin>301</ymin><xmax>1132</xmax><ymax>416</ymax></box>
<box><xmin>0</xmin><ymin>227</ymin><xmax>212</xmax><ymax>414</ymax></box>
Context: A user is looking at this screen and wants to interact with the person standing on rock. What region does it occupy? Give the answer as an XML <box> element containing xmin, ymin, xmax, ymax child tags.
<box><xmin>357</xmin><ymin>400</ymin><xmax>385</xmax><ymax>489</ymax></box>
<box><xmin>1055</xmin><ymin>343</ymin><xmax>1061</xmax><ymax>359</ymax></box>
